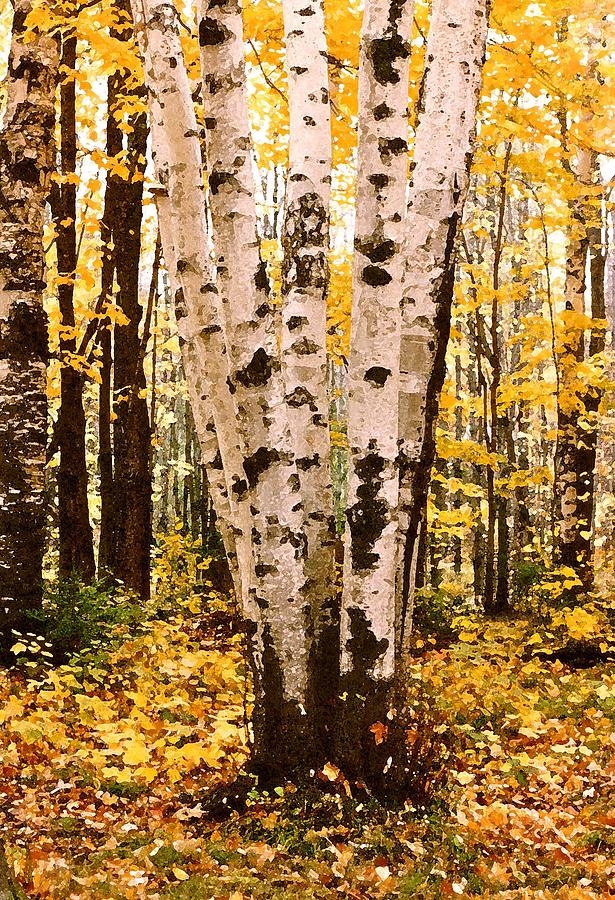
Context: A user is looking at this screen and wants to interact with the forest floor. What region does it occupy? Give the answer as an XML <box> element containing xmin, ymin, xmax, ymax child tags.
<box><xmin>0</xmin><ymin>572</ymin><xmax>614</xmax><ymax>898</ymax></box>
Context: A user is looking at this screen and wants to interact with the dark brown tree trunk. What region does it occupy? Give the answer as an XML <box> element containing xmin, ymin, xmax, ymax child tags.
<box><xmin>98</xmin><ymin>324</ymin><xmax>114</xmax><ymax>573</ymax></box>
<box><xmin>110</xmin><ymin>96</ymin><xmax>151</xmax><ymax>600</ymax></box>
<box><xmin>52</xmin><ymin>35</ymin><xmax>95</xmax><ymax>584</ymax></box>
<box><xmin>464</xmin><ymin>240</ymin><xmax>487</xmax><ymax>604</ymax></box>
<box><xmin>573</xmin><ymin>219</ymin><xmax>606</xmax><ymax>589</ymax></box>
<box><xmin>0</xmin><ymin>2</ymin><xmax>57</xmax><ymax>649</ymax></box>
<box><xmin>484</xmin><ymin>142</ymin><xmax>511</xmax><ymax>615</ymax></box>
<box><xmin>430</xmin><ymin>460</ymin><xmax>446</xmax><ymax>588</ymax></box>
<box><xmin>495</xmin><ymin>472</ymin><xmax>509</xmax><ymax>611</ymax></box>
<box><xmin>97</xmin><ymin>1</ymin><xmax>152</xmax><ymax>598</ymax></box>
<box><xmin>414</xmin><ymin>500</ymin><xmax>428</xmax><ymax>592</ymax></box>
<box><xmin>452</xmin><ymin>349</ymin><xmax>463</xmax><ymax>576</ymax></box>
<box><xmin>96</xmin><ymin>55</ymin><xmax>122</xmax><ymax>575</ymax></box>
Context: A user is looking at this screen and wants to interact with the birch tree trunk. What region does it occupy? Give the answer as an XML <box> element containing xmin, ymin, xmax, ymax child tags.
<box><xmin>280</xmin><ymin>0</ymin><xmax>337</xmax><ymax>681</ymax></box>
<box><xmin>0</xmin><ymin>2</ymin><xmax>57</xmax><ymax>650</ymax></box>
<box><xmin>153</xmin><ymin>163</ymin><xmax>243</xmax><ymax>603</ymax></box>
<box><xmin>200</xmin><ymin>0</ymin><xmax>333</xmax><ymax>774</ymax></box>
<box><xmin>131</xmin><ymin>0</ymin><xmax>252</xmax><ymax>598</ymax></box>
<box><xmin>338</xmin><ymin>0</ymin><xmax>412</xmax><ymax>778</ymax></box>
<box><xmin>396</xmin><ymin>0</ymin><xmax>490</xmax><ymax>649</ymax></box>
<box><xmin>136</xmin><ymin>0</ymin><xmax>320</xmax><ymax>777</ymax></box>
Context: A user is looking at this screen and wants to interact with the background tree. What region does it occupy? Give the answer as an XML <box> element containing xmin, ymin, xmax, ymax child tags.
<box><xmin>0</xmin><ymin>1</ymin><xmax>57</xmax><ymax>649</ymax></box>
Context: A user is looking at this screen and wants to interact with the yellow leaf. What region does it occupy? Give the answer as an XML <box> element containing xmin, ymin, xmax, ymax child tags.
<box><xmin>458</xmin><ymin>631</ymin><xmax>478</xmax><ymax>643</ymax></box>
<box><xmin>122</xmin><ymin>740</ymin><xmax>151</xmax><ymax>766</ymax></box>
<box><xmin>172</xmin><ymin>868</ymin><xmax>190</xmax><ymax>881</ymax></box>
<box><xmin>455</xmin><ymin>771</ymin><xmax>475</xmax><ymax>785</ymax></box>
<box><xmin>322</xmin><ymin>761</ymin><xmax>341</xmax><ymax>782</ymax></box>
<box><xmin>10</xmin><ymin>642</ymin><xmax>27</xmax><ymax>655</ymax></box>
<box><xmin>563</xmin><ymin>607</ymin><xmax>599</xmax><ymax>641</ymax></box>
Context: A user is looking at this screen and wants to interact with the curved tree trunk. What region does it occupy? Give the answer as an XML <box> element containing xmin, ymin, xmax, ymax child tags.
<box><xmin>136</xmin><ymin>0</ymin><xmax>326</xmax><ymax>779</ymax></box>
<box><xmin>396</xmin><ymin>0</ymin><xmax>490</xmax><ymax>648</ymax></box>
<box><xmin>0</xmin><ymin>1</ymin><xmax>57</xmax><ymax>649</ymax></box>
<box><xmin>132</xmin><ymin>0</ymin><xmax>490</xmax><ymax>790</ymax></box>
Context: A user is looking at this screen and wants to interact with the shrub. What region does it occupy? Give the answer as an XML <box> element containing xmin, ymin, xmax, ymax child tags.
<box><xmin>510</xmin><ymin>557</ymin><xmax>548</xmax><ymax>605</ymax></box>
<box><xmin>413</xmin><ymin>582</ymin><xmax>473</xmax><ymax>640</ymax></box>
<box><xmin>27</xmin><ymin>575</ymin><xmax>145</xmax><ymax>660</ymax></box>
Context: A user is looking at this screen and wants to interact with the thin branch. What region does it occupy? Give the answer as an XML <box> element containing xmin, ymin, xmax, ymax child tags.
<box><xmin>247</xmin><ymin>40</ymin><xmax>287</xmax><ymax>103</ymax></box>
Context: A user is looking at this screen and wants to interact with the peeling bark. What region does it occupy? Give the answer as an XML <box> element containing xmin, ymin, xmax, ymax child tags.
<box><xmin>0</xmin><ymin>2</ymin><xmax>57</xmax><ymax>648</ymax></box>
<box><xmin>135</xmin><ymin>0</ymin><xmax>321</xmax><ymax>776</ymax></box>
<box><xmin>131</xmin><ymin>0</ymin><xmax>252</xmax><ymax>607</ymax></box>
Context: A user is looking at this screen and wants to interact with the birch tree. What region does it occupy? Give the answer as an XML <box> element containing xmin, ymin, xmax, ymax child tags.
<box><xmin>554</xmin><ymin>144</ymin><xmax>599</xmax><ymax>590</ymax></box>
<box><xmin>280</xmin><ymin>0</ymin><xmax>336</xmax><ymax>651</ymax></box>
<box><xmin>0</xmin><ymin>2</ymin><xmax>57</xmax><ymax>650</ymax></box>
<box><xmin>198</xmin><ymin>0</ymin><xmax>321</xmax><ymax>774</ymax></box>
<box><xmin>338</xmin><ymin>0</ymin><xmax>413</xmax><ymax>775</ymax></box>
<box><xmin>135</xmin><ymin>0</ymin><xmax>324</xmax><ymax>777</ymax></box>
<box><xmin>131</xmin><ymin>0</ymin><xmax>490</xmax><ymax>787</ymax></box>
<box><xmin>396</xmin><ymin>0</ymin><xmax>490</xmax><ymax>649</ymax></box>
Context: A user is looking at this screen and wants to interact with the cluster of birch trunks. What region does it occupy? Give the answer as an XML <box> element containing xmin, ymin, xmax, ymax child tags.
<box><xmin>0</xmin><ymin>0</ymin><xmax>490</xmax><ymax>783</ymax></box>
<box><xmin>132</xmin><ymin>0</ymin><xmax>490</xmax><ymax>780</ymax></box>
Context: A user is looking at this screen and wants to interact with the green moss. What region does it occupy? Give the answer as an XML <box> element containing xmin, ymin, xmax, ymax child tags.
<box><xmin>101</xmin><ymin>780</ymin><xmax>148</xmax><ymax>800</ymax></box>
<box><xmin>151</xmin><ymin>845</ymin><xmax>187</xmax><ymax>870</ymax></box>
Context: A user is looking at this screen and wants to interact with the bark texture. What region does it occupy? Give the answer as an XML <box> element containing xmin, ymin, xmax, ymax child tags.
<box><xmin>0</xmin><ymin>2</ymin><xmax>57</xmax><ymax>646</ymax></box>
<box><xmin>554</xmin><ymin>147</ymin><xmax>600</xmax><ymax>590</ymax></box>
<box><xmin>338</xmin><ymin>0</ymin><xmax>413</xmax><ymax>775</ymax></box>
<box><xmin>109</xmin><ymin>70</ymin><xmax>152</xmax><ymax>601</ymax></box>
<box><xmin>136</xmin><ymin>0</ymin><xmax>319</xmax><ymax>778</ymax></box>
<box><xmin>198</xmin><ymin>0</ymin><xmax>316</xmax><ymax>773</ymax></box>
<box><xmin>52</xmin><ymin>34</ymin><xmax>95</xmax><ymax>584</ymax></box>
<box><xmin>280</xmin><ymin>0</ymin><xmax>336</xmax><ymax>663</ymax></box>
<box><xmin>133</xmin><ymin>0</ymin><xmax>250</xmax><ymax>598</ymax></box>
<box><xmin>397</xmin><ymin>0</ymin><xmax>490</xmax><ymax>648</ymax></box>
<box><xmin>132</xmin><ymin>0</ymin><xmax>490</xmax><ymax>788</ymax></box>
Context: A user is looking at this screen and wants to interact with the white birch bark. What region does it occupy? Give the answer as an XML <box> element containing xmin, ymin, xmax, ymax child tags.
<box><xmin>134</xmin><ymin>0</ymin><xmax>317</xmax><ymax>769</ymax></box>
<box><xmin>340</xmin><ymin>0</ymin><xmax>413</xmax><ymax>683</ymax></box>
<box><xmin>197</xmin><ymin>0</ymin><xmax>316</xmax><ymax>733</ymax></box>
<box><xmin>130</xmin><ymin>0</ymin><xmax>254</xmax><ymax>616</ymax></box>
<box><xmin>397</xmin><ymin>0</ymin><xmax>490</xmax><ymax>647</ymax></box>
<box><xmin>152</xmin><ymin>180</ymin><xmax>242</xmax><ymax>599</ymax></box>
<box><xmin>280</xmin><ymin>0</ymin><xmax>336</xmax><ymax>621</ymax></box>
